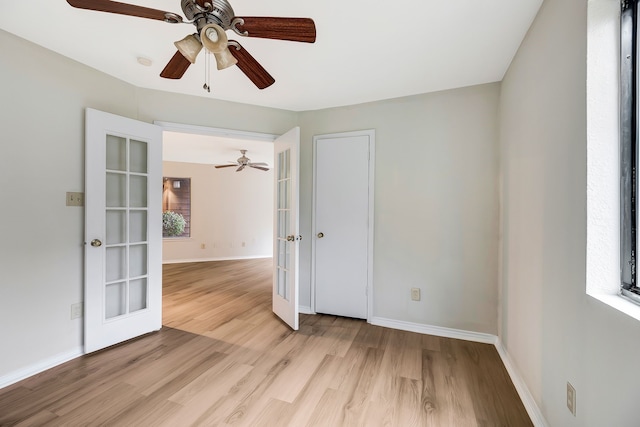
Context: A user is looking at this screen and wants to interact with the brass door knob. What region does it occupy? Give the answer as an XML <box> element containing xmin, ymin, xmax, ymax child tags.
<box><xmin>286</xmin><ymin>235</ymin><xmax>295</xmax><ymax>242</ymax></box>
<box><xmin>317</xmin><ymin>232</ymin><xmax>324</xmax><ymax>238</ymax></box>
<box><xmin>90</xmin><ymin>239</ymin><xmax>102</xmax><ymax>247</ymax></box>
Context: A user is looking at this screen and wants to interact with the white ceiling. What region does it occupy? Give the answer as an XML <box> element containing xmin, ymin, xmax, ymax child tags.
<box><xmin>0</xmin><ymin>0</ymin><xmax>542</xmax><ymax>112</ymax></box>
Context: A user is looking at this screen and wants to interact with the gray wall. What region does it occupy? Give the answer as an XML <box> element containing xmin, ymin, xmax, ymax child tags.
<box><xmin>297</xmin><ymin>85</ymin><xmax>501</xmax><ymax>333</ymax></box>
<box><xmin>499</xmin><ymin>0</ymin><xmax>640</xmax><ymax>425</ymax></box>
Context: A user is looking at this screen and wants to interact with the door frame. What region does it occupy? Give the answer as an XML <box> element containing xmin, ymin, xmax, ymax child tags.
<box><xmin>311</xmin><ymin>129</ymin><xmax>375</xmax><ymax>322</ymax></box>
<box><xmin>154</xmin><ymin>121</ymin><xmax>278</xmax><ymax>144</ymax></box>
<box><xmin>154</xmin><ymin>120</ymin><xmax>279</xmax><ymax>260</ymax></box>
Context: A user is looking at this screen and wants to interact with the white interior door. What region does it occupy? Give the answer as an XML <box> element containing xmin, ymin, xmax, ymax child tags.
<box><xmin>85</xmin><ymin>108</ymin><xmax>163</xmax><ymax>353</ymax></box>
<box><xmin>313</xmin><ymin>130</ymin><xmax>375</xmax><ymax>319</ymax></box>
<box><xmin>272</xmin><ymin>127</ymin><xmax>300</xmax><ymax>330</ymax></box>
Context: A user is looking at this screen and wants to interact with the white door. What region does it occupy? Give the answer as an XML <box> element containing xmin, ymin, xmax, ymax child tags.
<box><xmin>272</xmin><ymin>127</ymin><xmax>300</xmax><ymax>330</ymax></box>
<box><xmin>85</xmin><ymin>108</ymin><xmax>163</xmax><ymax>353</ymax></box>
<box><xmin>313</xmin><ymin>131</ymin><xmax>375</xmax><ymax>319</ymax></box>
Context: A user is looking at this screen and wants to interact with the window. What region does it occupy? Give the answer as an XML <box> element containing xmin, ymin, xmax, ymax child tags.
<box><xmin>586</xmin><ymin>0</ymin><xmax>640</xmax><ymax>321</ymax></box>
<box><xmin>162</xmin><ymin>177</ymin><xmax>191</xmax><ymax>238</ymax></box>
<box><xmin>621</xmin><ymin>0</ymin><xmax>639</xmax><ymax>302</ymax></box>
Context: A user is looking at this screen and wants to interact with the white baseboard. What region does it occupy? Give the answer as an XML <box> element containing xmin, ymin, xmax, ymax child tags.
<box><xmin>370</xmin><ymin>316</ymin><xmax>498</xmax><ymax>344</ymax></box>
<box><xmin>163</xmin><ymin>255</ymin><xmax>272</xmax><ymax>264</ymax></box>
<box><xmin>495</xmin><ymin>339</ymin><xmax>549</xmax><ymax>427</ymax></box>
<box><xmin>299</xmin><ymin>305</ymin><xmax>314</xmax><ymax>315</ymax></box>
<box><xmin>370</xmin><ymin>316</ymin><xmax>547</xmax><ymax>427</ymax></box>
<box><xmin>0</xmin><ymin>347</ymin><xmax>83</xmax><ymax>390</ymax></box>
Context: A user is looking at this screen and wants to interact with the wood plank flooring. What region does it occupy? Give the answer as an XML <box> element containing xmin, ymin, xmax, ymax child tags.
<box><xmin>0</xmin><ymin>259</ymin><xmax>532</xmax><ymax>426</ymax></box>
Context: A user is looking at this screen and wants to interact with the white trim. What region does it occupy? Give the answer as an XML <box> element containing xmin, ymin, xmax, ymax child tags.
<box><xmin>367</xmin><ymin>133</ymin><xmax>375</xmax><ymax>322</ymax></box>
<box><xmin>495</xmin><ymin>339</ymin><xmax>550</xmax><ymax>427</ymax></box>
<box><xmin>299</xmin><ymin>305</ymin><xmax>315</xmax><ymax>315</ymax></box>
<box><xmin>370</xmin><ymin>317</ymin><xmax>498</xmax><ymax>344</ymax></box>
<box><xmin>0</xmin><ymin>347</ymin><xmax>83</xmax><ymax>390</ymax></box>
<box><xmin>163</xmin><ymin>255</ymin><xmax>272</xmax><ymax>264</ymax></box>
<box><xmin>154</xmin><ymin>121</ymin><xmax>278</xmax><ymax>142</ymax></box>
<box><xmin>588</xmin><ymin>292</ymin><xmax>640</xmax><ymax>323</ymax></box>
<box><xmin>311</xmin><ymin>130</ymin><xmax>375</xmax><ymax>321</ymax></box>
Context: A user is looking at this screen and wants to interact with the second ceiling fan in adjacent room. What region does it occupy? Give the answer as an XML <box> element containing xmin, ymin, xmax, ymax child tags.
<box><xmin>215</xmin><ymin>150</ymin><xmax>270</xmax><ymax>172</ymax></box>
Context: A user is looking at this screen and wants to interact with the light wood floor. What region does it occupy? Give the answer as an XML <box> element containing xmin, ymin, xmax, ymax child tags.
<box><xmin>0</xmin><ymin>259</ymin><xmax>532</xmax><ymax>426</ymax></box>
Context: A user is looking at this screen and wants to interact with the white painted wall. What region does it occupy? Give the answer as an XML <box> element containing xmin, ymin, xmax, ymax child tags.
<box><xmin>298</xmin><ymin>84</ymin><xmax>501</xmax><ymax>334</ymax></box>
<box><xmin>500</xmin><ymin>0</ymin><xmax>640</xmax><ymax>425</ymax></box>
<box><xmin>0</xmin><ymin>29</ymin><xmax>295</xmax><ymax>383</ymax></box>
<box><xmin>162</xmin><ymin>161</ymin><xmax>273</xmax><ymax>263</ymax></box>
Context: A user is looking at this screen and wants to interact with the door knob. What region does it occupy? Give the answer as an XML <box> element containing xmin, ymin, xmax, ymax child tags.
<box><xmin>286</xmin><ymin>235</ymin><xmax>295</xmax><ymax>242</ymax></box>
<box><xmin>317</xmin><ymin>232</ymin><xmax>324</xmax><ymax>238</ymax></box>
<box><xmin>90</xmin><ymin>239</ymin><xmax>102</xmax><ymax>247</ymax></box>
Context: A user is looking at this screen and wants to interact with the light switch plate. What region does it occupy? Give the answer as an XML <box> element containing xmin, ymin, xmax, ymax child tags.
<box><xmin>66</xmin><ymin>192</ymin><xmax>84</xmax><ymax>207</ymax></box>
<box><xmin>71</xmin><ymin>302</ymin><xmax>83</xmax><ymax>319</ymax></box>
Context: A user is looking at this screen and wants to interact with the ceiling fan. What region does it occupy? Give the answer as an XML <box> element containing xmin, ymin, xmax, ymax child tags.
<box><xmin>215</xmin><ymin>149</ymin><xmax>269</xmax><ymax>172</ymax></box>
<box><xmin>65</xmin><ymin>0</ymin><xmax>316</xmax><ymax>89</ymax></box>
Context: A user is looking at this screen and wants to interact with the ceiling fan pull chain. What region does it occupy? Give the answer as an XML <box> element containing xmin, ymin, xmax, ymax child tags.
<box><xmin>203</xmin><ymin>49</ymin><xmax>211</xmax><ymax>92</ymax></box>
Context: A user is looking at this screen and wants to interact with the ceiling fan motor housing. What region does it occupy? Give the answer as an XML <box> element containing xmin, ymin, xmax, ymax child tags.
<box><xmin>238</xmin><ymin>149</ymin><xmax>249</xmax><ymax>165</ymax></box>
<box><xmin>181</xmin><ymin>0</ymin><xmax>235</xmax><ymax>30</ymax></box>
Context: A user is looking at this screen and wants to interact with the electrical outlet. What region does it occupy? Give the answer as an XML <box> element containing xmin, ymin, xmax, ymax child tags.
<box><xmin>71</xmin><ymin>302</ymin><xmax>83</xmax><ymax>319</ymax></box>
<box><xmin>411</xmin><ymin>288</ymin><xmax>421</xmax><ymax>301</ymax></box>
<box><xmin>567</xmin><ymin>382</ymin><xmax>576</xmax><ymax>416</ymax></box>
<box><xmin>66</xmin><ymin>192</ymin><xmax>84</xmax><ymax>207</ymax></box>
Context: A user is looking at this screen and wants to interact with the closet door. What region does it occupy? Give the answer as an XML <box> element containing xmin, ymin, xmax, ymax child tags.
<box><xmin>313</xmin><ymin>130</ymin><xmax>375</xmax><ymax>319</ymax></box>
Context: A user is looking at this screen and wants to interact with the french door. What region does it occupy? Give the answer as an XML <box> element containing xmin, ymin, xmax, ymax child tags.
<box><xmin>272</xmin><ymin>127</ymin><xmax>300</xmax><ymax>330</ymax></box>
<box><xmin>84</xmin><ymin>109</ymin><xmax>163</xmax><ymax>353</ymax></box>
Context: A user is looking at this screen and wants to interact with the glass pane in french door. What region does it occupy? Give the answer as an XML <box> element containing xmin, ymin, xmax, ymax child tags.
<box><xmin>104</xmin><ymin>134</ymin><xmax>149</xmax><ymax>320</ymax></box>
<box><xmin>275</xmin><ymin>149</ymin><xmax>291</xmax><ymax>300</ymax></box>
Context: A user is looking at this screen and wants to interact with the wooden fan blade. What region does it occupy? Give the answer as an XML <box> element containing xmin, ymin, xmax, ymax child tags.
<box><xmin>228</xmin><ymin>40</ymin><xmax>275</xmax><ymax>90</ymax></box>
<box><xmin>234</xmin><ymin>17</ymin><xmax>316</xmax><ymax>43</ymax></box>
<box><xmin>160</xmin><ymin>51</ymin><xmax>191</xmax><ymax>79</ymax></box>
<box><xmin>250</xmin><ymin>165</ymin><xmax>270</xmax><ymax>171</ymax></box>
<box><xmin>215</xmin><ymin>164</ymin><xmax>238</xmax><ymax>168</ymax></box>
<box><xmin>66</xmin><ymin>0</ymin><xmax>179</xmax><ymax>22</ymax></box>
<box><xmin>250</xmin><ymin>162</ymin><xmax>269</xmax><ymax>166</ymax></box>
<box><xmin>236</xmin><ymin>165</ymin><xmax>246</xmax><ymax>172</ymax></box>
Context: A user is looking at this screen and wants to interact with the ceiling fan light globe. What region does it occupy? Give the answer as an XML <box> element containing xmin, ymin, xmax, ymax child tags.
<box><xmin>214</xmin><ymin>49</ymin><xmax>239</xmax><ymax>70</ymax></box>
<box><xmin>174</xmin><ymin>34</ymin><xmax>202</xmax><ymax>64</ymax></box>
<box><xmin>200</xmin><ymin>24</ymin><xmax>228</xmax><ymax>53</ymax></box>
<box><xmin>205</xmin><ymin>27</ymin><xmax>219</xmax><ymax>43</ymax></box>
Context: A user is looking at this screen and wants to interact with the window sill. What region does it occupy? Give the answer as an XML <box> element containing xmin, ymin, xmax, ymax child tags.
<box><xmin>587</xmin><ymin>291</ymin><xmax>640</xmax><ymax>322</ymax></box>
